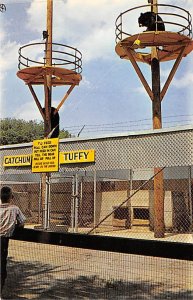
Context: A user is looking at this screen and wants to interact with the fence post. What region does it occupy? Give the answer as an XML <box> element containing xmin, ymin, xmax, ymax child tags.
<box><xmin>43</xmin><ymin>174</ymin><xmax>50</xmax><ymax>230</ymax></box>
<box><xmin>188</xmin><ymin>166</ymin><xmax>193</xmax><ymax>230</ymax></box>
<box><xmin>93</xmin><ymin>170</ymin><xmax>97</xmax><ymax>233</ymax></box>
<box><xmin>47</xmin><ymin>175</ymin><xmax>51</xmax><ymax>229</ymax></box>
<box><xmin>71</xmin><ymin>175</ymin><xmax>75</xmax><ymax>232</ymax></box>
<box><xmin>74</xmin><ymin>173</ymin><xmax>79</xmax><ymax>233</ymax></box>
<box><xmin>38</xmin><ymin>178</ymin><xmax>42</xmax><ymax>224</ymax></box>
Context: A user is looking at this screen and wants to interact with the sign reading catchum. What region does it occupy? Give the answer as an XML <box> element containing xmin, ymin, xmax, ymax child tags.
<box><xmin>3</xmin><ymin>154</ymin><xmax>32</xmax><ymax>167</ymax></box>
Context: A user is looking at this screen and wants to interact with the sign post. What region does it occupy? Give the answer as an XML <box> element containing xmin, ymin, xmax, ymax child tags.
<box><xmin>32</xmin><ymin>137</ymin><xmax>59</xmax><ymax>229</ymax></box>
<box><xmin>41</xmin><ymin>0</ymin><xmax>53</xmax><ymax>230</ymax></box>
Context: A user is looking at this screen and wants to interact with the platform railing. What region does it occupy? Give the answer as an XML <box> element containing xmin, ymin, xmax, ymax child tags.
<box><xmin>18</xmin><ymin>42</ymin><xmax>82</xmax><ymax>74</ymax></box>
<box><xmin>115</xmin><ymin>4</ymin><xmax>192</xmax><ymax>44</ymax></box>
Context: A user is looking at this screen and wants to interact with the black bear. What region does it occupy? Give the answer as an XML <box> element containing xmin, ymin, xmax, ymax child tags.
<box><xmin>42</xmin><ymin>107</ymin><xmax>60</xmax><ymax>138</ymax></box>
<box><xmin>138</xmin><ymin>11</ymin><xmax>165</xmax><ymax>31</ymax></box>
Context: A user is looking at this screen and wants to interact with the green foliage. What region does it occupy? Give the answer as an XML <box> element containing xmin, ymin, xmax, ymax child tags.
<box><xmin>0</xmin><ymin>118</ymin><xmax>71</xmax><ymax>145</ymax></box>
<box><xmin>59</xmin><ymin>129</ymin><xmax>72</xmax><ymax>139</ymax></box>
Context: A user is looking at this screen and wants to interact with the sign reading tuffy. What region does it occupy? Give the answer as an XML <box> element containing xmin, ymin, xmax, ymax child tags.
<box><xmin>32</xmin><ymin>138</ymin><xmax>59</xmax><ymax>173</ymax></box>
<box><xmin>60</xmin><ymin>149</ymin><xmax>95</xmax><ymax>164</ymax></box>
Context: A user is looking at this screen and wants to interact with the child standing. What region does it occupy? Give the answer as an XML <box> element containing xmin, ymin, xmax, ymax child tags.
<box><xmin>0</xmin><ymin>186</ymin><xmax>26</xmax><ymax>294</ymax></box>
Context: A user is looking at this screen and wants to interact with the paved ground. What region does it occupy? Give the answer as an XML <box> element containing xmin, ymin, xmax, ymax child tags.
<box><xmin>96</xmin><ymin>227</ymin><xmax>193</xmax><ymax>243</ymax></box>
<box><xmin>2</xmin><ymin>239</ymin><xmax>193</xmax><ymax>300</ymax></box>
<box><xmin>26</xmin><ymin>224</ymin><xmax>193</xmax><ymax>244</ymax></box>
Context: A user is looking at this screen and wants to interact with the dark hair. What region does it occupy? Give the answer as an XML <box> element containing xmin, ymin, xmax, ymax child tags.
<box><xmin>1</xmin><ymin>186</ymin><xmax>13</xmax><ymax>203</ymax></box>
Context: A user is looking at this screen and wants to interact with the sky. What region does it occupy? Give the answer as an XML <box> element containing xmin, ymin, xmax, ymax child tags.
<box><xmin>0</xmin><ymin>0</ymin><xmax>193</xmax><ymax>137</ymax></box>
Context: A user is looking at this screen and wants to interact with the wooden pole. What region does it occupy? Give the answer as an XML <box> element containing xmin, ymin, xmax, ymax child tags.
<box><xmin>151</xmin><ymin>0</ymin><xmax>165</xmax><ymax>238</ymax></box>
<box><xmin>152</xmin><ymin>55</ymin><xmax>161</xmax><ymax>129</ymax></box>
<box><xmin>42</xmin><ymin>0</ymin><xmax>53</xmax><ymax>229</ymax></box>
<box><xmin>44</xmin><ymin>0</ymin><xmax>52</xmax><ymax>137</ymax></box>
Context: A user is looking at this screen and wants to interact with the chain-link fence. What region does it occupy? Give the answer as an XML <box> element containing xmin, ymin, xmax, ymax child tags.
<box><xmin>2</xmin><ymin>239</ymin><xmax>192</xmax><ymax>299</ymax></box>
<box><xmin>1</xmin><ymin>128</ymin><xmax>193</xmax><ymax>241</ymax></box>
<box><xmin>1</xmin><ymin>129</ymin><xmax>193</xmax><ymax>299</ymax></box>
<box><xmin>2</xmin><ymin>166</ymin><xmax>192</xmax><ymax>241</ymax></box>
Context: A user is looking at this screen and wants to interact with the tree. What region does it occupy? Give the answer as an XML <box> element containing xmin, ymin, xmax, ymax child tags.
<box><xmin>0</xmin><ymin>118</ymin><xmax>71</xmax><ymax>145</ymax></box>
<box><xmin>59</xmin><ymin>129</ymin><xmax>72</xmax><ymax>139</ymax></box>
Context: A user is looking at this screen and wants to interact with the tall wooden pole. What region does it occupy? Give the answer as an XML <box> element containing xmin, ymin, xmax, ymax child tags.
<box><xmin>151</xmin><ymin>0</ymin><xmax>165</xmax><ymax>238</ymax></box>
<box><xmin>42</xmin><ymin>0</ymin><xmax>53</xmax><ymax>229</ymax></box>
<box><xmin>44</xmin><ymin>0</ymin><xmax>53</xmax><ymax>137</ymax></box>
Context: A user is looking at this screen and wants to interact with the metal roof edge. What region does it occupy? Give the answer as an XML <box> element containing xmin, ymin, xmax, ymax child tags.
<box><xmin>0</xmin><ymin>141</ymin><xmax>33</xmax><ymax>150</ymax></box>
<box><xmin>0</xmin><ymin>125</ymin><xmax>192</xmax><ymax>150</ymax></box>
<box><xmin>59</xmin><ymin>125</ymin><xmax>193</xmax><ymax>143</ymax></box>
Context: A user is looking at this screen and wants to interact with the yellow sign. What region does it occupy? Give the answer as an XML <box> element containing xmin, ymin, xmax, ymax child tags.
<box><xmin>32</xmin><ymin>138</ymin><xmax>59</xmax><ymax>173</ymax></box>
<box><xmin>3</xmin><ymin>148</ymin><xmax>95</xmax><ymax>168</ymax></box>
<box><xmin>3</xmin><ymin>154</ymin><xmax>32</xmax><ymax>167</ymax></box>
<box><xmin>60</xmin><ymin>149</ymin><xmax>95</xmax><ymax>164</ymax></box>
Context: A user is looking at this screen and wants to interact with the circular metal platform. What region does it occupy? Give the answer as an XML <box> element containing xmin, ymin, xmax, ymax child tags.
<box><xmin>17</xmin><ymin>66</ymin><xmax>82</xmax><ymax>86</ymax></box>
<box><xmin>115</xmin><ymin>31</ymin><xmax>193</xmax><ymax>64</ymax></box>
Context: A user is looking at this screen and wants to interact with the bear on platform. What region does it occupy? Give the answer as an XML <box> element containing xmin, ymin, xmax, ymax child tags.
<box><xmin>138</xmin><ymin>11</ymin><xmax>165</xmax><ymax>31</ymax></box>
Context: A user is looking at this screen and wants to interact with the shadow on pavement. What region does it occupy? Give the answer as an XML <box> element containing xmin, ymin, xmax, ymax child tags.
<box><xmin>2</xmin><ymin>259</ymin><xmax>193</xmax><ymax>300</ymax></box>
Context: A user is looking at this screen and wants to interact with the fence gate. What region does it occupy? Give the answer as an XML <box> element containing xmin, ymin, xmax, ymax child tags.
<box><xmin>46</xmin><ymin>171</ymin><xmax>96</xmax><ymax>233</ymax></box>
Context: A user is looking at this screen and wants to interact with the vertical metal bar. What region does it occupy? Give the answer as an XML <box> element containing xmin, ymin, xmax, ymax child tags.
<box><xmin>126</xmin><ymin>169</ymin><xmax>132</xmax><ymax>228</ymax></box>
<box><xmin>80</xmin><ymin>176</ymin><xmax>83</xmax><ymax>227</ymax></box>
<box><xmin>74</xmin><ymin>172</ymin><xmax>79</xmax><ymax>233</ymax></box>
<box><xmin>38</xmin><ymin>177</ymin><xmax>42</xmax><ymax>224</ymax></box>
<box><xmin>41</xmin><ymin>173</ymin><xmax>46</xmax><ymax>227</ymax></box>
<box><xmin>71</xmin><ymin>175</ymin><xmax>75</xmax><ymax>232</ymax></box>
<box><xmin>129</xmin><ymin>168</ymin><xmax>133</xmax><ymax>228</ymax></box>
<box><xmin>120</xmin><ymin>13</ymin><xmax>123</xmax><ymax>41</ymax></box>
<box><xmin>80</xmin><ymin>177</ymin><xmax>83</xmax><ymax>205</ymax></box>
<box><xmin>47</xmin><ymin>175</ymin><xmax>51</xmax><ymax>228</ymax></box>
<box><xmin>188</xmin><ymin>166</ymin><xmax>193</xmax><ymax>230</ymax></box>
<box><xmin>130</xmin><ymin>169</ymin><xmax>133</xmax><ymax>193</ymax></box>
<box><xmin>44</xmin><ymin>174</ymin><xmax>49</xmax><ymax>229</ymax></box>
<box><xmin>93</xmin><ymin>170</ymin><xmax>97</xmax><ymax>233</ymax></box>
<box><xmin>75</xmin><ymin>49</ymin><xmax>77</xmax><ymax>72</ymax></box>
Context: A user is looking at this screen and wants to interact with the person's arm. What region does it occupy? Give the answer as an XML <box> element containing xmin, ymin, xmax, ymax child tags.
<box><xmin>16</xmin><ymin>207</ymin><xmax>26</xmax><ymax>228</ymax></box>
